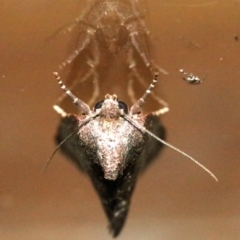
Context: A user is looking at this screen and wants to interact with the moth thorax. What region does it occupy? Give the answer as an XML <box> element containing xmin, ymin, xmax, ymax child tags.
<box><xmin>99</xmin><ymin>100</ymin><xmax>122</xmax><ymax>120</ymax></box>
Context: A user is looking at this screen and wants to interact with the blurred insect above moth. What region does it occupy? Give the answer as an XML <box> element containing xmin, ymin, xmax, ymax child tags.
<box><xmin>56</xmin><ymin>0</ymin><xmax>160</xmax><ymax>68</ymax></box>
<box><xmin>50</xmin><ymin>0</ymin><xmax>168</xmax><ymax>107</ymax></box>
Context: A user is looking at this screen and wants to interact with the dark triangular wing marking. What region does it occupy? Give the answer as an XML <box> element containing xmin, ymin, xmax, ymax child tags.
<box><xmin>139</xmin><ymin>113</ymin><xmax>166</xmax><ymax>172</ymax></box>
<box><xmin>55</xmin><ymin>115</ymin><xmax>89</xmax><ymax>172</ymax></box>
<box><xmin>88</xmin><ymin>162</ymin><xmax>139</xmax><ymax>237</ymax></box>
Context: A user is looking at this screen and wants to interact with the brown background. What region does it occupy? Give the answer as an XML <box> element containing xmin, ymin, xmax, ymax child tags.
<box><xmin>1</xmin><ymin>0</ymin><xmax>240</xmax><ymax>239</ymax></box>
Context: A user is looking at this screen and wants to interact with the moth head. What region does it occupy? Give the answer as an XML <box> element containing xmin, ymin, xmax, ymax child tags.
<box><xmin>94</xmin><ymin>94</ymin><xmax>128</xmax><ymax>120</ymax></box>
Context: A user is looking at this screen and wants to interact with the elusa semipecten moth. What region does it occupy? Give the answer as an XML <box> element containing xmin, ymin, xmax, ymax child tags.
<box><xmin>44</xmin><ymin>71</ymin><xmax>217</xmax><ymax>237</ymax></box>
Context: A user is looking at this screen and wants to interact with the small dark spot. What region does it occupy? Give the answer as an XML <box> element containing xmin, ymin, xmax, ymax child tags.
<box><xmin>234</xmin><ymin>35</ymin><xmax>239</xmax><ymax>41</ymax></box>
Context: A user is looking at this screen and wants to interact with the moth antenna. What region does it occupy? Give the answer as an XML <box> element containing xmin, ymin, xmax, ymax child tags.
<box><xmin>53</xmin><ymin>72</ymin><xmax>90</xmax><ymax>114</ymax></box>
<box><xmin>145</xmin><ymin>128</ymin><xmax>218</xmax><ymax>181</ymax></box>
<box><xmin>123</xmin><ymin>114</ymin><xmax>217</xmax><ymax>181</ymax></box>
<box><xmin>42</xmin><ymin>129</ymin><xmax>78</xmax><ymax>173</ymax></box>
<box><xmin>130</xmin><ymin>70</ymin><xmax>159</xmax><ymax>114</ymax></box>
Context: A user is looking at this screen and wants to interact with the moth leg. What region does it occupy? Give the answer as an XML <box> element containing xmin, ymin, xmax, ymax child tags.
<box><xmin>129</xmin><ymin>31</ymin><xmax>151</xmax><ymax>68</ymax></box>
<box><xmin>128</xmin><ymin>72</ymin><xmax>169</xmax><ymax>116</ymax></box>
<box><xmin>132</xmin><ymin>66</ymin><xmax>169</xmax><ymax>116</ymax></box>
<box><xmin>127</xmin><ymin>48</ymin><xmax>147</xmax><ymax>104</ymax></box>
<box><xmin>127</xmin><ymin>77</ymin><xmax>137</xmax><ymax>104</ymax></box>
<box><xmin>126</xmin><ymin>47</ymin><xmax>137</xmax><ymax>104</ymax></box>
<box><xmin>54</xmin><ymin>72</ymin><xmax>90</xmax><ymax>114</ymax></box>
<box><xmin>54</xmin><ymin>31</ymin><xmax>100</xmax><ymax>108</ymax></box>
<box><xmin>128</xmin><ymin>49</ymin><xmax>169</xmax><ymax>115</ymax></box>
<box><xmin>53</xmin><ymin>67</ymin><xmax>95</xmax><ymax>108</ymax></box>
<box><xmin>53</xmin><ymin>59</ymin><xmax>100</xmax><ymax>111</ymax></box>
<box><xmin>125</xmin><ymin>12</ymin><xmax>154</xmax><ymax>69</ymax></box>
<box><xmin>151</xmin><ymin>98</ymin><xmax>169</xmax><ymax>116</ymax></box>
<box><xmin>85</xmin><ymin>37</ymin><xmax>100</xmax><ymax>106</ymax></box>
<box><xmin>47</xmin><ymin>0</ymin><xmax>94</xmax><ymax>40</ymax></box>
<box><xmin>129</xmin><ymin>0</ymin><xmax>151</xmax><ymax>35</ymax></box>
<box><xmin>86</xmin><ymin>63</ymin><xmax>100</xmax><ymax>107</ymax></box>
<box><xmin>64</xmin><ymin>0</ymin><xmax>94</xmax><ymax>33</ymax></box>
<box><xmin>58</xmin><ymin>29</ymin><xmax>95</xmax><ymax>70</ymax></box>
<box><xmin>53</xmin><ymin>104</ymin><xmax>67</xmax><ymax>118</ymax></box>
<box><xmin>124</xmin><ymin>6</ymin><xmax>168</xmax><ymax>75</ymax></box>
<box><xmin>129</xmin><ymin>31</ymin><xmax>168</xmax><ymax>74</ymax></box>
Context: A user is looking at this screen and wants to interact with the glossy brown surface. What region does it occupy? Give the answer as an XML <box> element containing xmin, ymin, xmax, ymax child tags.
<box><xmin>1</xmin><ymin>0</ymin><xmax>240</xmax><ymax>239</ymax></box>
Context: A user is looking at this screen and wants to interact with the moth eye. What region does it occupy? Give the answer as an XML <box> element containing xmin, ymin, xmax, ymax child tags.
<box><xmin>94</xmin><ymin>100</ymin><xmax>104</xmax><ymax>110</ymax></box>
<box><xmin>118</xmin><ymin>101</ymin><xmax>128</xmax><ymax>114</ymax></box>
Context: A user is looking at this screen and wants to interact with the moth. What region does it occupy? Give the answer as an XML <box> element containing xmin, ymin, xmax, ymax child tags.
<box><xmin>45</xmin><ymin>71</ymin><xmax>217</xmax><ymax>237</ymax></box>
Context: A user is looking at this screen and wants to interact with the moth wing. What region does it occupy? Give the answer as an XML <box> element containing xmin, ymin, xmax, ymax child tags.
<box><xmin>139</xmin><ymin>113</ymin><xmax>166</xmax><ymax>172</ymax></box>
<box><xmin>55</xmin><ymin>115</ymin><xmax>136</xmax><ymax>237</ymax></box>
<box><xmin>55</xmin><ymin>115</ymin><xmax>89</xmax><ymax>172</ymax></box>
<box><xmin>89</xmin><ymin>163</ymin><xmax>138</xmax><ymax>237</ymax></box>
